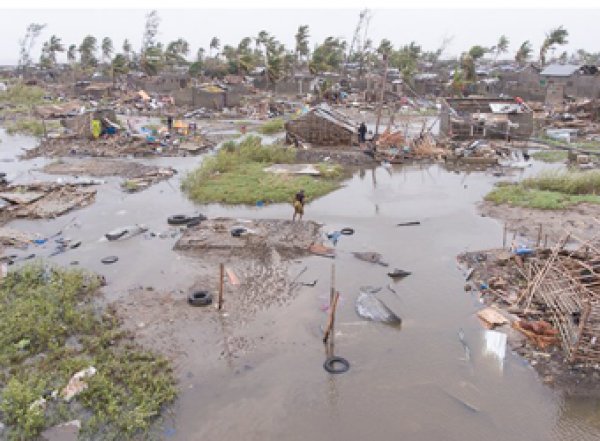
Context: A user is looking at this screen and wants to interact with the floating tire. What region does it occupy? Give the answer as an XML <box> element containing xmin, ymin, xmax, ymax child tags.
<box><xmin>188</xmin><ymin>290</ymin><xmax>213</xmax><ymax>307</ymax></box>
<box><xmin>167</xmin><ymin>214</ymin><xmax>190</xmax><ymax>226</ymax></box>
<box><xmin>101</xmin><ymin>256</ymin><xmax>119</xmax><ymax>264</ymax></box>
<box><xmin>323</xmin><ymin>356</ymin><xmax>350</xmax><ymax>374</ymax></box>
<box><xmin>340</xmin><ymin>228</ymin><xmax>355</xmax><ymax>236</ymax></box>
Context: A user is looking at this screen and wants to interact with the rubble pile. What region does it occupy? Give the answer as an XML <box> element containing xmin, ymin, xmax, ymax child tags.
<box><xmin>0</xmin><ymin>182</ymin><xmax>97</xmax><ymax>223</ymax></box>
<box><xmin>460</xmin><ymin>232</ymin><xmax>600</xmax><ymax>391</ymax></box>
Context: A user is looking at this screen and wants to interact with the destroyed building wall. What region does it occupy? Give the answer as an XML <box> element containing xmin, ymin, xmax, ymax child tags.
<box><xmin>285</xmin><ymin>107</ymin><xmax>357</xmax><ymax>146</ymax></box>
<box><xmin>172</xmin><ymin>88</ymin><xmax>226</xmax><ymax>110</ymax></box>
<box><xmin>440</xmin><ymin>97</ymin><xmax>534</xmax><ymax>140</ymax></box>
<box><xmin>133</xmin><ymin>75</ymin><xmax>189</xmax><ymax>94</ymax></box>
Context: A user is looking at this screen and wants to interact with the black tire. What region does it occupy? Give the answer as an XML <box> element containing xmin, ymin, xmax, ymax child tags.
<box><xmin>188</xmin><ymin>290</ymin><xmax>213</xmax><ymax>307</ymax></box>
<box><xmin>168</xmin><ymin>214</ymin><xmax>190</xmax><ymax>226</ymax></box>
<box><xmin>101</xmin><ymin>256</ymin><xmax>119</xmax><ymax>264</ymax></box>
<box><xmin>186</xmin><ymin>217</ymin><xmax>202</xmax><ymax>228</ymax></box>
<box><xmin>231</xmin><ymin>228</ymin><xmax>246</xmax><ymax>237</ymax></box>
<box><xmin>340</xmin><ymin>228</ymin><xmax>354</xmax><ymax>235</ymax></box>
<box><xmin>323</xmin><ymin>356</ymin><xmax>350</xmax><ymax>374</ymax></box>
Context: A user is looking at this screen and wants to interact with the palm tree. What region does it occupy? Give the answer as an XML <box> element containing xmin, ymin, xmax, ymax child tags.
<box><xmin>539</xmin><ymin>26</ymin><xmax>568</xmax><ymax>66</ymax></box>
<box><xmin>377</xmin><ymin>39</ymin><xmax>393</xmax><ymax>56</ymax></box>
<box><xmin>209</xmin><ymin>37</ymin><xmax>220</xmax><ymax>57</ymax></box>
<box><xmin>515</xmin><ymin>40</ymin><xmax>532</xmax><ymax>65</ymax></box>
<box><xmin>196</xmin><ymin>47</ymin><xmax>205</xmax><ymax>62</ymax></box>
<box><xmin>165</xmin><ymin>38</ymin><xmax>190</xmax><ymax>66</ymax></box>
<box><xmin>39</xmin><ymin>35</ymin><xmax>65</xmax><ymax>67</ymax></box>
<box><xmin>294</xmin><ymin>25</ymin><xmax>310</xmax><ymax>64</ymax></box>
<box><xmin>101</xmin><ymin>37</ymin><xmax>113</xmax><ymax>63</ymax></box>
<box><xmin>79</xmin><ymin>35</ymin><xmax>98</xmax><ymax>68</ymax></box>
<box><xmin>494</xmin><ymin>35</ymin><xmax>509</xmax><ymax>62</ymax></box>
<box><xmin>67</xmin><ymin>44</ymin><xmax>77</xmax><ymax>63</ymax></box>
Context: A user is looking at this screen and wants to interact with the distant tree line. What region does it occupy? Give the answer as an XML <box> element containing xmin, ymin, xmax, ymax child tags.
<box><xmin>16</xmin><ymin>11</ymin><xmax>600</xmax><ymax>87</ymax></box>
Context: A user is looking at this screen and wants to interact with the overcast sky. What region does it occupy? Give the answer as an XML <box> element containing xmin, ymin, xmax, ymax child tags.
<box><xmin>0</xmin><ymin>8</ymin><xmax>598</xmax><ymax>65</ymax></box>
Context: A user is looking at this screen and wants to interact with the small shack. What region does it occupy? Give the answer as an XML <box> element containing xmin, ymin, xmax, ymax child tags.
<box><xmin>285</xmin><ymin>104</ymin><xmax>358</xmax><ymax>146</ymax></box>
<box><xmin>439</xmin><ymin>97</ymin><xmax>534</xmax><ymax>140</ymax></box>
<box><xmin>62</xmin><ymin>109</ymin><xmax>120</xmax><ymax>139</ymax></box>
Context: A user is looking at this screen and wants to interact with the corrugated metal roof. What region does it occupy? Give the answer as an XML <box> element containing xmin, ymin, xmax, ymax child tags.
<box><xmin>311</xmin><ymin>104</ymin><xmax>357</xmax><ymax>132</ymax></box>
<box><xmin>540</xmin><ymin>64</ymin><xmax>581</xmax><ymax>77</ymax></box>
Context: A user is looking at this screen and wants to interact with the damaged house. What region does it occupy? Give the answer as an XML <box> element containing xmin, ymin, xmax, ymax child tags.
<box><xmin>285</xmin><ymin>104</ymin><xmax>358</xmax><ymax>146</ymax></box>
<box><xmin>439</xmin><ymin>97</ymin><xmax>534</xmax><ymax>140</ymax></box>
<box><xmin>540</xmin><ymin>64</ymin><xmax>600</xmax><ymax>105</ymax></box>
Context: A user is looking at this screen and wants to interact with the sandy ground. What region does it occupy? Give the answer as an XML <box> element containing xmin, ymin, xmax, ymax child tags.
<box><xmin>479</xmin><ymin>201</ymin><xmax>600</xmax><ymax>246</ymax></box>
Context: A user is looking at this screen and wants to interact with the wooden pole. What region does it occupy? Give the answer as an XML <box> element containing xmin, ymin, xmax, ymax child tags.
<box><xmin>218</xmin><ymin>263</ymin><xmax>224</xmax><ymax>310</ymax></box>
<box><xmin>537</xmin><ymin>224</ymin><xmax>543</xmax><ymax>248</ymax></box>
<box><xmin>330</xmin><ymin>263</ymin><xmax>336</xmax><ymax>305</ymax></box>
<box><xmin>502</xmin><ymin>223</ymin><xmax>507</xmax><ymax>249</ymax></box>
<box><xmin>374</xmin><ymin>53</ymin><xmax>389</xmax><ymax>137</ymax></box>
<box><xmin>323</xmin><ymin>291</ymin><xmax>341</xmax><ymax>343</ymax></box>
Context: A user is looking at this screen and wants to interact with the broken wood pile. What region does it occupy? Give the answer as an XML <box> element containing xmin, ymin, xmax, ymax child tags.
<box><xmin>0</xmin><ymin>182</ymin><xmax>96</xmax><ymax>223</ymax></box>
<box><xmin>518</xmin><ymin>234</ymin><xmax>600</xmax><ymax>364</ymax></box>
<box><xmin>374</xmin><ymin>129</ymin><xmax>448</xmax><ymax>163</ymax></box>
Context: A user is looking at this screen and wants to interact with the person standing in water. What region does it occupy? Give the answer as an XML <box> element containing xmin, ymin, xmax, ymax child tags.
<box><xmin>293</xmin><ymin>189</ymin><xmax>305</xmax><ymax>221</ymax></box>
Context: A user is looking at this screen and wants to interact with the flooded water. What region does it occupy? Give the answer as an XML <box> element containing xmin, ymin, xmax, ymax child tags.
<box><xmin>1</xmin><ymin>128</ymin><xmax>599</xmax><ymax>440</ymax></box>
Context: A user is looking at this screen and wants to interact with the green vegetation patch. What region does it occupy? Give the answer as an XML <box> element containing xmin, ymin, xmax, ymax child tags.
<box><xmin>0</xmin><ymin>83</ymin><xmax>46</xmax><ymax>108</ymax></box>
<box><xmin>257</xmin><ymin>118</ymin><xmax>285</xmax><ymax>135</ymax></box>
<box><xmin>182</xmin><ymin>135</ymin><xmax>344</xmax><ymax>204</ymax></box>
<box><xmin>0</xmin><ymin>263</ymin><xmax>176</xmax><ymax>440</ymax></box>
<box><xmin>5</xmin><ymin>119</ymin><xmax>45</xmax><ymax>137</ymax></box>
<box><xmin>530</xmin><ymin>150</ymin><xmax>568</xmax><ymax>163</ymax></box>
<box><xmin>485</xmin><ymin>170</ymin><xmax>600</xmax><ymax>209</ymax></box>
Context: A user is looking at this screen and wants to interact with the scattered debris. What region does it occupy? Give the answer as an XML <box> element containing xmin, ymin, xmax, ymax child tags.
<box><xmin>484</xmin><ymin>329</ymin><xmax>507</xmax><ymax>370</ymax></box>
<box><xmin>397</xmin><ymin>221</ymin><xmax>420</xmax><ymax>227</ymax></box>
<box><xmin>0</xmin><ymin>182</ymin><xmax>96</xmax><ymax>223</ymax></box>
<box><xmin>61</xmin><ymin>367</ymin><xmax>97</xmax><ymax>401</ymax></box>
<box><xmin>355</xmin><ymin>289</ymin><xmax>402</xmax><ymax>325</ymax></box>
<box><xmin>476</xmin><ymin>307</ymin><xmax>509</xmax><ymax>329</ymax></box>
<box><xmin>175</xmin><ymin>218</ymin><xmax>322</xmax><ymax>258</ymax></box>
<box><xmin>352</xmin><ymin>251</ymin><xmax>389</xmax><ymax>266</ymax></box>
<box><xmin>387</xmin><ymin>268</ymin><xmax>411</xmax><ymax>279</ymax></box>
<box><xmin>101</xmin><ymin>256</ymin><xmax>119</xmax><ymax>264</ymax></box>
<box><xmin>105</xmin><ymin>224</ymin><xmax>148</xmax><ymax>241</ymax></box>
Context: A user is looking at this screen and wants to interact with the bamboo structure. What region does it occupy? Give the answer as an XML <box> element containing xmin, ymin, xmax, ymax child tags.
<box><xmin>523</xmin><ymin>235</ymin><xmax>600</xmax><ymax>363</ymax></box>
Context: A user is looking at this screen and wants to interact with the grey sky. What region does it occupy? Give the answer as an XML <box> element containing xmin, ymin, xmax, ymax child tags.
<box><xmin>0</xmin><ymin>8</ymin><xmax>598</xmax><ymax>65</ymax></box>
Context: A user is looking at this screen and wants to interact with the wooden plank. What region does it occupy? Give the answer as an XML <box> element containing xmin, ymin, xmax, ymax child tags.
<box><xmin>477</xmin><ymin>307</ymin><xmax>509</xmax><ymax>329</ymax></box>
<box><xmin>0</xmin><ymin>191</ymin><xmax>45</xmax><ymax>205</ymax></box>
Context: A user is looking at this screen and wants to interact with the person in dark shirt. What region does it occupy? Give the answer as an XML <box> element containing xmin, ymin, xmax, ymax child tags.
<box><xmin>358</xmin><ymin>122</ymin><xmax>367</xmax><ymax>144</ymax></box>
<box><xmin>293</xmin><ymin>189</ymin><xmax>305</xmax><ymax>221</ymax></box>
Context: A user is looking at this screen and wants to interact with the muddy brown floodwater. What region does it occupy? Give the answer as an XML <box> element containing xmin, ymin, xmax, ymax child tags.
<box><xmin>1</xmin><ymin>128</ymin><xmax>600</xmax><ymax>441</ymax></box>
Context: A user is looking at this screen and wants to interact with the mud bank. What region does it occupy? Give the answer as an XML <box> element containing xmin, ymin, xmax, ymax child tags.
<box><xmin>42</xmin><ymin>159</ymin><xmax>176</xmax><ymax>192</ymax></box>
<box><xmin>295</xmin><ymin>147</ymin><xmax>376</xmax><ymax>166</ymax></box>
<box><xmin>479</xmin><ymin>200</ymin><xmax>600</xmax><ymax>245</ymax></box>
